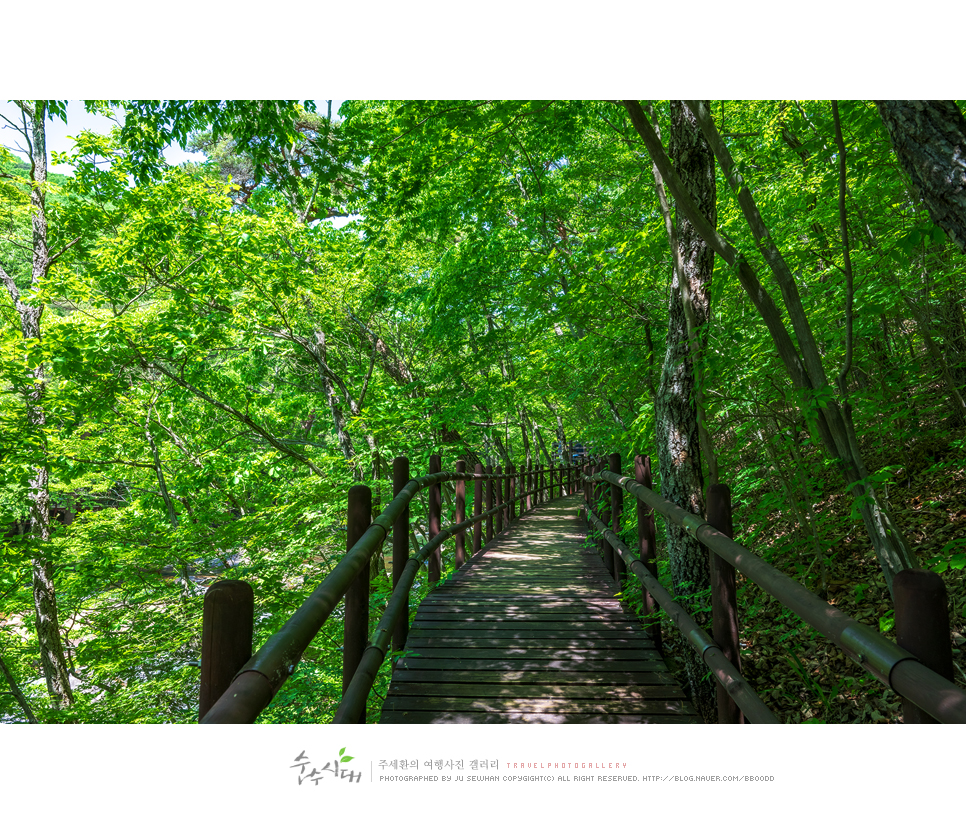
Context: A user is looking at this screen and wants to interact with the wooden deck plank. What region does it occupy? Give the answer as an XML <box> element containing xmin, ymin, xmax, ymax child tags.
<box><xmin>379</xmin><ymin>494</ymin><xmax>697</xmax><ymax>724</ymax></box>
<box><xmin>415</xmin><ymin>609</ymin><xmax>627</xmax><ymax>616</ymax></box>
<box><xmin>381</xmin><ymin>696</ymin><xmax>697</xmax><ymax>715</ymax></box>
<box><xmin>405</xmin><ymin>631</ymin><xmax>646</xmax><ymax>643</ymax></box>
<box><xmin>380</xmin><ymin>712</ymin><xmax>700</xmax><ymax>724</ymax></box>
<box><xmin>397</xmin><ymin>657</ymin><xmax>667</xmax><ymax>671</ymax></box>
<box><xmin>402</xmin><ymin>636</ymin><xmax>652</xmax><ymax>647</ymax></box>
<box><xmin>400</xmin><ymin>647</ymin><xmax>663</xmax><ymax>659</ymax></box>
<box><xmin>410</xmin><ymin>615</ymin><xmax>641</xmax><ymax>628</ymax></box>
<box><xmin>391</xmin><ymin>669</ymin><xmax>678</xmax><ymax>684</ymax></box>
<box><xmin>386</xmin><ymin>682</ymin><xmax>688</xmax><ymax>700</ymax></box>
<box><xmin>407</xmin><ymin>623</ymin><xmax>644</xmax><ymax>634</ymax></box>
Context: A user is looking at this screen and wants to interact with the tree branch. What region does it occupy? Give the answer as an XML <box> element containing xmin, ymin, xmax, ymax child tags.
<box><xmin>133</xmin><ymin>350</ymin><xmax>325</xmax><ymax>476</ymax></box>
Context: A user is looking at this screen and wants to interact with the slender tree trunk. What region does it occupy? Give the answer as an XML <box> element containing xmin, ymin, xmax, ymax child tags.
<box><xmin>652</xmin><ymin>100</ymin><xmax>717</xmax><ymax>724</ymax></box>
<box><xmin>324</xmin><ymin>376</ymin><xmax>358</xmax><ymax>471</ymax></box>
<box><xmin>531</xmin><ymin>421</ymin><xmax>553</xmax><ymax>465</ymax></box>
<box><xmin>543</xmin><ymin>397</ymin><xmax>567</xmax><ymax>451</ymax></box>
<box><xmin>144</xmin><ymin>408</ymin><xmax>195</xmax><ymax>597</ymax></box>
<box><xmin>519</xmin><ymin>404</ymin><xmax>553</xmax><ymax>464</ymax></box>
<box><xmin>490</xmin><ymin>431</ymin><xmax>512</xmax><ymax>465</ymax></box>
<box><xmin>906</xmin><ymin>295</ymin><xmax>966</xmax><ymax>424</ymax></box>
<box><xmin>0</xmin><ymin>651</ymin><xmax>39</xmax><ymax>723</ymax></box>
<box><xmin>606</xmin><ymin>399</ymin><xmax>626</xmax><ymax>430</ymax></box>
<box><xmin>0</xmin><ymin>102</ymin><xmax>73</xmax><ymax>708</ymax></box>
<box><xmin>517</xmin><ymin>409</ymin><xmax>533</xmax><ymax>465</ymax></box>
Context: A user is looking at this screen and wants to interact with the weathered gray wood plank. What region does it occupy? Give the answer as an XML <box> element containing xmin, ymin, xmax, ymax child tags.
<box><xmin>379</xmin><ymin>494</ymin><xmax>697</xmax><ymax>724</ymax></box>
<box><xmin>382</xmin><ymin>695</ymin><xmax>697</xmax><ymax>715</ymax></box>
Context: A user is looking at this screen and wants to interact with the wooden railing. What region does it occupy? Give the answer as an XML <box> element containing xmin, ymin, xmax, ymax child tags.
<box><xmin>198</xmin><ymin>455</ymin><xmax>580</xmax><ymax>724</ymax></box>
<box><xmin>582</xmin><ymin>453</ymin><xmax>966</xmax><ymax>724</ymax></box>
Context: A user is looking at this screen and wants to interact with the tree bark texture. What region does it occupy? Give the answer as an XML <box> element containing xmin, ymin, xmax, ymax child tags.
<box><xmin>876</xmin><ymin>100</ymin><xmax>966</xmax><ymax>253</ymax></box>
<box><xmin>654</xmin><ymin>101</ymin><xmax>717</xmax><ymax>724</ymax></box>
<box><xmin>645</xmin><ymin>103</ymin><xmax>719</xmax><ymax>487</ymax></box>
<box><xmin>0</xmin><ymin>102</ymin><xmax>74</xmax><ymax>708</ymax></box>
<box><xmin>623</xmin><ymin>99</ymin><xmax>919</xmax><ymax>596</ymax></box>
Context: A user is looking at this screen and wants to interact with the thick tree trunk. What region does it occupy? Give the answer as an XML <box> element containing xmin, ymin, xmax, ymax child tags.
<box><xmin>876</xmin><ymin>101</ymin><xmax>966</xmax><ymax>253</ymax></box>
<box><xmin>646</xmin><ymin>103</ymin><xmax>719</xmax><ymax>488</ymax></box>
<box><xmin>653</xmin><ymin>100</ymin><xmax>717</xmax><ymax>724</ymax></box>
<box><xmin>623</xmin><ymin>99</ymin><xmax>919</xmax><ymax>596</ymax></box>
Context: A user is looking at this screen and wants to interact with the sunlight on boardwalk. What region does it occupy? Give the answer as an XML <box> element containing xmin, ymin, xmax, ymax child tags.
<box><xmin>380</xmin><ymin>495</ymin><xmax>699</xmax><ymax>724</ymax></box>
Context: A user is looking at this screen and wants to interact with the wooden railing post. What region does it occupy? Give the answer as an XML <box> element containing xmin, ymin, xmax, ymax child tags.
<box><xmin>495</xmin><ymin>465</ymin><xmax>504</xmax><ymax>535</ymax></box>
<box><xmin>199</xmin><ymin>579</ymin><xmax>254</xmax><ymax>722</ymax></box>
<box><xmin>706</xmin><ymin>483</ymin><xmax>743</xmax><ymax>724</ymax></box>
<box><xmin>485</xmin><ymin>464</ymin><xmax>494</xmax><ymax>543</ymax></box>
<box><xmin>505</xmin><ymin>466</ymin><xmax>512</xmax><ymax>525</ymax></box>
<box><xmin>895</xmin><ymin>568</ymin><xmax>955</xmax><ymax>723</ymax></box>
<box><xmin>473</xmin><ymin>463</ymin><xmax>483</xmax><ymax>556</ymax></box>
<box><xmin>610</xmin><ymin>453</ymin><xmax>625</xmax><ymax>587</ymax></box>
<box><xmin>455</xmin><ymin>459</ymin><xmax>467</xmax><ymax>569</ymax></box>
<box><xmin>473</xmin><ymin>462</ymin><xmax>483</xmax><ymax>554</ymax></box>
<box><xmin>428</xmin><ymin>454</ymin><xmax>442</xmax><ymax>583</ymax></box>
<box><xmin>600</xmin><ymin>460</ymin><xmax>614</xmax><ymax>578</ymax></box>
<box><xmin>392</xmin><ymin>456</ymin><xmax>410</xmax><ymax>653</ymax></box>
<box><xmin>635</xmin><ymin>455</ymin><xmax>661</xmax><ymax>653</ymax></box>
<box><xmin>344</xmin><ymin>484</ymin><xmax>372</xmax><ymax>711</ymax></box>
<box><xmin>509</xmin><ymin>463</ymin><xmax>517</xmax><ymax>523</ymax></box>
<box><xmin>540</xmin><ymin>464</ymin><xmax>545</xmax><ymax>504</ymax></box>
<box><xmin>500</xmin><ymin>463</ymin><xmax>510</xmax><ymax>530</ymax></box>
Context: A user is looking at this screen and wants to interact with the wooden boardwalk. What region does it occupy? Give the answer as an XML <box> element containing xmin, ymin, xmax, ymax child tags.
<box><xmin>380</xmin><ymin>494</ymin><xmax>700</xmax><ymax>723</ymax></box>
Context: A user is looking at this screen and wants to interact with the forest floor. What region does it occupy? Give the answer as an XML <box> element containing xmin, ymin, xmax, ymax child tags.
<box><xmin>655</xmin><ymin>423</ymin><xmax>966</xmax><ymax>724</ymax></box>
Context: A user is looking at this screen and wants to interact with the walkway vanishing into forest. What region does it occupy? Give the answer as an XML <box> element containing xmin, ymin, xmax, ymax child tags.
<box><xmin>199</xmin><ymin>456</ymin><xmax>966</xmax><ymax>726</ymax></box>
<box><xmin>380</xmin><ymin>495</ymin><xmax>698</xmax><ymax>723</ymax></box>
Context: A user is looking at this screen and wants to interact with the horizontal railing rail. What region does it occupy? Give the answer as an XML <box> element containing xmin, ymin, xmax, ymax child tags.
<box><xmin>200</xmin><ymin>456</ymin><xmax>579</xmax><ymax>724</ymax></box>
<box><xmin>333</xmin><ymin>461</ymin><xmax>580</xmax><ymax>723</ymax></box>
<box><xmin>333</xmin><ymin>503</ymin><xmax>504</xmax><ymax>723</ymax></box>
<box><xmin>583</xmin><ymin>457</ymin><xmax>966</xmax><ymax>724</ymax></box>
<box><xmin>583</xmin><ymin>504</ymin><xmax>778</xmax><ymax>724</ymax></box>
